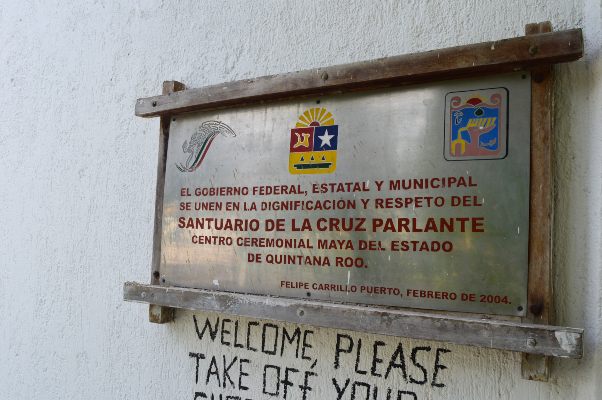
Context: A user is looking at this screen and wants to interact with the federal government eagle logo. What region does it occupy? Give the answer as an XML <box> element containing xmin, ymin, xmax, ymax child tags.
<box><xmin>176</xmin><ymin>121</ymin><xmax>235</xmax><ymax>172</ymax></box>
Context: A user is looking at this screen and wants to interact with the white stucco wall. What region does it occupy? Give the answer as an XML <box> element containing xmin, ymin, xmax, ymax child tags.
<box><xmin>1</xmin><ymin>1</ymin><xmax>601</xmax><ymax>399</ymax></box>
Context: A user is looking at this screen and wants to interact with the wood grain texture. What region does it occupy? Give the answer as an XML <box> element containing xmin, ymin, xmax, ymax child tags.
<box><xmin>124</xmin><ymin>282</ymin><xmax>583</xmax><ymax>358</ymax></box>
<box><xmin>148</xmin><ymin>80</ymin><xmax>186</xmax><ymax>324</ymax></box>
<box><xmin>522</xmin><ymin>21</ymin><xmax>555</xmax><ymax>381</ymax></box>
<box><xmin>135</xmin><ymin>29</ymin><xmax>583</xmax><ymax>118</ymax></box>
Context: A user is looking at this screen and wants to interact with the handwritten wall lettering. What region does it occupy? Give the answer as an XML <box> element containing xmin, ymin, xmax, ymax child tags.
<box><xmin>189</xmin><ymin>315</ymin><xmax>451</xmax><ymax>399</ymax></box>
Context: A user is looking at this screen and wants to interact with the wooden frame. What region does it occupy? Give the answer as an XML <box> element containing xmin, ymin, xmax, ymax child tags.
<box><xmin>125</xmin><ymin>282</ymin><xmax>582</xmax><ymax>359</ymax></box>
<box><xmin>124</xmin><ymin>23</ymin><xmax>584</xmax><ymax>376</ymax></box>
<box><xmin>522</xmin><ymin>21</ymin><xmax>556</xmax><ymax>381</ymax></box>
<box><xmin>135</xmin><ymin>28</ymin><xmax>581</xmax><ymax>118</ymax></box>
<box><xmin>148</xmin><ymin>80</ymin><xmax>186</xmax><ymax>323</ymax></box>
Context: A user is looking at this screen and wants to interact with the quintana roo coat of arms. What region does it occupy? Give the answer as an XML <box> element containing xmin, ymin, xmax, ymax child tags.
<box><xmin>289</xmin><ymin>107</ymin><xmax>339</xmax><ymax>174</ymax></box>
<box><xmin>176</xmin><ymin>121</ymin><xmax>236</xmax><ymax>172</ymax></box>
<box><xmin>444</xmin><ymin>88</ymin><xmax>508</xmax><ymax>160</ymax></box>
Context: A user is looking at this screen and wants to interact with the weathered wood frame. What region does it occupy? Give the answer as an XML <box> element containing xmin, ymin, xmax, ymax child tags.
<box><xmin>125</xmin><ymin>23</ymin><xmax>584</xmax><ymax>374</ymax></box>
<box><xmin>521</xmin><ymin>21</ymin><xmax>557</xmax><ymax>381</ymax></box>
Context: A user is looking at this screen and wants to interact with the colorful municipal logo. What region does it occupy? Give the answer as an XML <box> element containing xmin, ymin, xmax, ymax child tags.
<box><xmin>176</xmin><ymin>120</ymin><xmax>235</xmax><ymax>172</ymax></box>
<box><xmin>289</xmin><ymin>107</ymin><xmax>339</xmax><ymax>174</ymax></box>
<box><xmin>444</xmin><ymin>88</ymin><xmax>508</xmax><ymax>160</ymax></box>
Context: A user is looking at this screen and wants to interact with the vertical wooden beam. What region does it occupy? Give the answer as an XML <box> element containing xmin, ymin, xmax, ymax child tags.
<box><xmin>522</xmin><ymin>21</ymin><xmax>554</xmax><ymax>381</ymax></box>
<box><xmin>149</xmin><ymin>80</ymin><xmax>186</xmax><ymax>324</ymax></box>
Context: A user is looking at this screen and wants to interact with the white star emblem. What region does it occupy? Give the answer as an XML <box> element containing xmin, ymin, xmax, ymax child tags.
<box><xmin>318</xmin><ymin>129</ymin><xmax>335</xmax><ymax>148</ymax></box>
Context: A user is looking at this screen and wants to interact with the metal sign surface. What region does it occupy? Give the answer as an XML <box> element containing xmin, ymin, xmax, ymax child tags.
<box><xmin>161</xmin><ymin>73</ymin><xmax>530</xmax><ymax>316</ymax></box>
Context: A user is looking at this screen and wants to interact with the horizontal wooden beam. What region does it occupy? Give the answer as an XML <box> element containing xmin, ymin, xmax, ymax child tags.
<box><xmin>136</xmin><ymin>29</ymin><xmax>582</xmax><ymax>118</ymax></box>
<box><xmin>123</xmin><ymin>282</ymin><xmax>583</xmax><ymax>358</ymax></box>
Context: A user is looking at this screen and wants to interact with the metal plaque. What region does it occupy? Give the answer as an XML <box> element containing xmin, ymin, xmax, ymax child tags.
<box><xmin>160</xmin><ymin>73</ymin><xmax>530</xmax><ymax>316</ymax></box>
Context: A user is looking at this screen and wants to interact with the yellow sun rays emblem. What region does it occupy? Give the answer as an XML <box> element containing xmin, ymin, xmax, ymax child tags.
<box><xmin>295</xmin><ymin>107</ymin><xmax>335</xmax><ymax>127</ymax></box>
<box><xmin>289</xmin><ymin>107</ymin><xmax>339</xmax><ymax>174</ymax></box>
